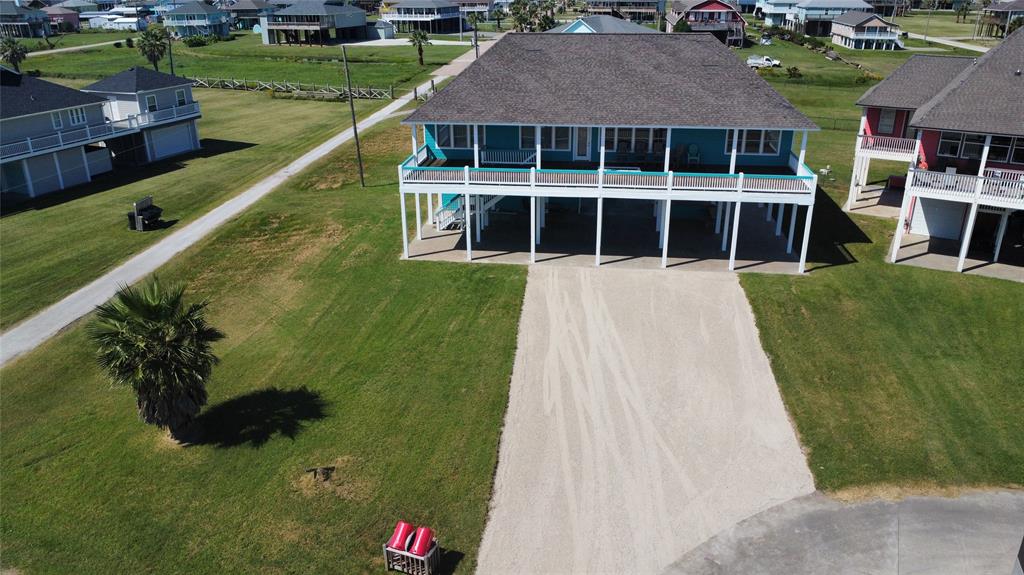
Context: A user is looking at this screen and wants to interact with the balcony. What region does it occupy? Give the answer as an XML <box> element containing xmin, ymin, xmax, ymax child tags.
<box><xmin>135</xmin><ymin>102</ymin><xmax>201</xmax><ymax>127</ymax></box>
<box><xmin>856</xmin><ymin>134</ymin><xmax>918</xmax><ymax>162</ymax></box>
<box><xmin>379</xmin><ymin>11</ymin><xmax>459</xmax><ymax>21</ymax></box>
<box><xmin>906</xmin><ymin>168</ymin><xmax>1024</xmax><ymax>209</ymax></box>
<box><xmin>399</xmin><ymin>148</ymin><xmax>817</xmax><ymax>205</ymax></box>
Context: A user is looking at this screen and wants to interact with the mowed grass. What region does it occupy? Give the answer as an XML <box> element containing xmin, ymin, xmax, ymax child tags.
<box><xmin>23</xmin><ymin>33</ymin><xmax>469</xmax><ymax>89</ymax></box>
<box><xmin>0</xmin><ymin>117</ymin><xmax>527</xmax><ymax>573</ymax></box>
<box><xmin>737</xmin><ymin>37</ymin><xmax>1024</xmax><ymax>490</ymax></box>
<box><xmin>0</xmin><ymin>89</ymin><xmax>382</xmax><ymax>330</ymax></box>
<box><xmin>19</xmin><ymin>31</ymin><xmax>138</xmax><ymax>52</ymax></box>
<box><xmin>889</xmin><ymin>10</ymin><xmax>984</xmax><ymax>37</ymax></box>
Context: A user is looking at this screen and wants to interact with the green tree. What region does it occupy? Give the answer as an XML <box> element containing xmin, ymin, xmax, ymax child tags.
<box><xmin>89</xmin><ymin>279</ymin><xmax>224</xmax><ymax>440</ymax></box>
<box><xmin>137</xmin><ymin>27</ymin><xmax>168</xmax><ymax>72</ymax></box>
<box><xmin>0</xmin><ymin>37</ymin><xmax>28</xmax><ymax>73</ymax></box>
<box><xmin>492</xmin><ymin>7</ymin><xmax>507</xmax><ymax>29</ymax></box>
<box><xmin>467</xmin><ymin>12</ymin><xmax>482</xmax><ymax>51</ymax></box>
<box><xmin>408</xmin><ymin>29</ymin><xmax>431</xmax><ymax>66</ymax></box>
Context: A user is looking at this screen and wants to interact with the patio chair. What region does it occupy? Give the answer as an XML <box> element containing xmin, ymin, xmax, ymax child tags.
<box><xmin>686</xmin><ymin>144</ymin><xmax>700</xmax><ymax>167</ymax></box>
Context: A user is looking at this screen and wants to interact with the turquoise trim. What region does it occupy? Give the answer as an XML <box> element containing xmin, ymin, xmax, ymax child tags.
<box><xmin>536</xmin><ymin>168</ymin><xmax>597</xmax><ymax>174</ymax></box>
<box><xmin>605</xmin><ymin>170</ymin><xmax>669</xmax><ymax>176</ymax></box>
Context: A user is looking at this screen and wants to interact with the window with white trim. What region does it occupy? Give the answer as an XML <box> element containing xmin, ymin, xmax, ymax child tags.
<box><xmin>603</xmin><ymin>128</ymin><xmax>668</xmax><ymax>154</ymax></box>
<box><xmin>877</xmin><ymin>109</ymin><xmax>896</xmax><ymax>135</ymax></box>
<box><xmin>1012</xmin><ymin>139</ymin><xmax>1024</xmax><ymax>164</ymax></box>
<box><xmin>725</xmin><ymin>129</ymin><xmax>782</xmax><ymax>155</ymax></box>
<box><xmin>145</xmin><ymin>95</ymin><xmax>158</xmax><ymax>113</ymax></box>
<box><xmin>961</xmin><ymin>133</ymin><xmax>987</xmax><ymax>160</ymax></box>
<box><xmin>434</xmin><ymin>124</ymin><xmax>478</xmax><ymax>149</ymax></box>
<box><xmin>519</xmin><ymin>126</ymin><xmax>571</xmax><ymax>151</ymax></box>
<box><xmin>51</xmin><ymin>112</ymin><xmax>63</xmax><ymax>130</ymax></box>
<box><xmin>175</xmin><ymin>89</ymin><xmax>187</xmax><ymax>107</ymax></box>
<box><xmin>937</xmin><ymin>131</ymin><xmax>962</xmax><ymax>157</ymax></box>
<box><xmin>988</xmin><ymin>136</ymin><xmax>1012</xmax><ymax>163</ymax></box>
<box><xmin>68</xmin><ymin>107</ymin><xmax>87</xmax><ymax>126</ymax></box>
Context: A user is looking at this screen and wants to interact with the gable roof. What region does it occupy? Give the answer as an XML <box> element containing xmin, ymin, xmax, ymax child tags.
<box><xmin>546</xmin><ymin>15</ymin><xmax>658</xmax><ymax>33</ymax></box>
<box><xmin>229</xmin><ymin>0</ymin><xmax>273</xmax><ymax>10</ymax></box>
<box><xmin>909</xmin><ymin>29</ymin><xmax>1024</xmax><ymax>138</ymax></box>
<box><xmin>405</xmin><ymin>33</ymin><xmax>817</xmax><ymax>130</ymax></box>
<box><xmin>275</xmin><ymin>0</ymin><xmax>363</xmax><ymax>15</ymax></box>
<box><xmin>82</xmin><ymin>67</ymin><xmax>193</xmax><ymax>93</ymax></box>
<box><xmin>42</xmin><ymin>4</ymin><xmax>78</xmax><ymax>13</ymax></box>
<box><xmin>671</xmin><ymin>0</ymin><xmax>738</xmax><ymax>12</ymax></box>
<box><xmin>796</xmin><ymin>0</ymin><xmax>870</xmax><ymax>8</ymax></box>
<box><xmin>985</xmin><ymin>0</ymin><xmax>1024</xmax><ymax>11</ymax></box>
<box><xmin>832</xmin><ymin>10</ymin><xmax>892</xmax><ymax>26</ymax></box>
<box><xmin>856</xmin><ymin>54</ymin><xmax>974</xmax><ymax>109</ymax></box>
<box><xmin>165</xmin><ymin>1</ymin><xmax>225</xmax><ymax>13</ymax></box>
<box><xmin>0</xmin><ymin>1</ymin><xmax>44</xmax><ymax>16</ymax></box>
<box><xmin>1</xmin><ymin>68</ymin><xmax>107</xmax><ymax>120</ymax></box>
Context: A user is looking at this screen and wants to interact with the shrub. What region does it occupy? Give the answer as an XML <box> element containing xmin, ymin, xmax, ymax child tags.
<box><xmin>786</xmin><ymin>66</ymin><xmax>802</xmax><ymax>78</ymax></box>
<box><xmin>125</xmin><ymin>37</ymin><xmax>134</xmax><ymax>48</ymax></box>
<box><xmin>855</xmin><ymin>71</ymin><xmax>883</xmax><ymax>84</ymax></box>
<box><xmin>113</xmin><ymin>41</ymin><xmax>122</xmax><ymax>48</ymax></box>
<box><xmin>182</xmin><ymin>35</ymin><xmax>209</xmax><ymax>47</ymax></box>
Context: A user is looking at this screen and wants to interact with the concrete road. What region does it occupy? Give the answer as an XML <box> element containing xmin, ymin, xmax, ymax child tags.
<box><xmin>0</xmin><ymin>76</ymin><xmax>445</xmax><ymax>366</ymax></box>
<box><xmin>665</xmin><ymin>491</ymin><xmax>1024</xmax><ymax>574</ymax></box>
<box><xmin>26</xmin><ymin>38</ymin><xmax>135</xmax><ymax>57</ymax></box>
<box><xmin>476</xmin><ymin>266</ymin><xmax>815</xmax><ymax>574</ymax></box>
<box><xmin>906</xmin><ymin>32</ymin><xmax>989</xmax><ymax>53</ymax></box>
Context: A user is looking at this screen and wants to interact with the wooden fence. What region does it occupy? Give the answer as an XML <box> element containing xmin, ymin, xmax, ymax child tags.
<box><xmin>189</xmin><ymin>77</ymin><xmax>394</xmax><ymax>100</ymax></box>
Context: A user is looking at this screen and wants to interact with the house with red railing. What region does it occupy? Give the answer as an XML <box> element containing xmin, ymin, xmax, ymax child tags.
<box><xmin>397</xmin><ymin>33</ymin><xmax>821</xmax><ymax>273</ymax></box>
<box><xmin>667</xmin><ymin>0</ymin><xmax>746</xmax><ymax>45</ymax></box>
<box><xmin>848</xmin><ymin>30</ymin><xmax>1024</xmax><ymax>273</ymax></box>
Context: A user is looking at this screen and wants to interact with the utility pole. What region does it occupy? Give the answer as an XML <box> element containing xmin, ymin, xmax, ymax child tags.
<box><xmin>341</xmin><ymin>45</ymin><xmax>365</xmax><ymax>188</ymax></box>
<box><xmin>167</xmin><ymin>34</ymin><xmax>175</xmax><ymax>75</ymax></box>
<box><xmin>923</xmin><ymin>0</ymin><xmax>935</xmax><ymax>42</ymax></box>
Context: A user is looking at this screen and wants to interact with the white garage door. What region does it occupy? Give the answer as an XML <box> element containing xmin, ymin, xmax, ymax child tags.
<box><xmin>910</xmin><ymin>197</ymin><xmax>967</xmax><ymax>240</ymax></box>
<box><xmin>149</xmin><ymin>123</ymin><xmax>194</xmax><ymax>160</ymax></box>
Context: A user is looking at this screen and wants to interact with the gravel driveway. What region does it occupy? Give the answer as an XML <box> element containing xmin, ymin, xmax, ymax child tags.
<box><xmin>476</xmin><ymin>266</ymin><xmax>814</xmax><ymax>574</ymax></box>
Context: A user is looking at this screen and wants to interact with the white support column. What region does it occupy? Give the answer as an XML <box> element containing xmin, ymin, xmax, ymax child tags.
<box><xmin>775</xmin><ymin>204</ymin><xmax>784</xmax><ymax>236</ymax></box>
<box><xmin>414</xmin><ymin>192</ymin><xmax>422</xmax><ymax>240</ymax></box>
<box><xmin>976</xmin><ymin>135</ymin><xmax>992</xmax><ymax>178</ymax></box>
<box><xmin>661</xmin><ymin>198</ymin><xmax>671</xmax><ymax>268</ymax></box>
<box><xmin>473</xmin><ymin>124</ymin><xmax>480</xmax><ymax>168</ymax></box>
<box><xmin>714</xmin><ymin>202</ymin><xmax>722</xmax><ymax>234</ymax></box>
<box><xmin>411</xmin><ymin>125</ymin><xmax>418</xmax><ymax>158</ymax></box>
<box><xmin>957</xmin><ymin>202</ymin><xmax>979</xmax><ymax>272</ymax></box>
<box><xmin>535</xmin><ymin>125</ymin><xmax>542</xmax><ymax>170</ymax></box>
<box><xmin>52</xmin><ymin>152</ymin><xmax>64</xmax><ymax>190</ymax></box>
<box><xmin>399</xmin><ymin>186</ymin><xmax>409</xmax><ymax>259</ymax></box>
<box><xmin>599</xmin><ymin>127</ymin><xmax>606</xmax><ymax>170</ymax></box>
<box><xmin>530</xmin><ymin>196</ymin><xmax>537</xmax><ymax>263</ymax></box>
<box><xmin>787</xmin><ymin>203</ymin><xmax>798</xmax><ymax>254</ymax></box>
<box><xmin>663</xmin><ymin>129</ymin><xmax>672</xmax><ymax>173</ymax></box>
<box><xmin>464</xmin><ymin>192</ymin><xmax>472</xmax><ymax>261</ymax></box>
<box><xmin>798</xmin><ymin>130</ymin><xmax>808</xmax><ymax>167</ymax></box>
<box><xmin>798</xmin><ymin>204</ymin><xmax>814</xmax><ymax>274</ymax></box>
<box><xmin>80</xmin><ymin>146</ymin><xmax>91</xmax><ymax>182</ymax></box>
<box><xmin>847</xmin><ymin>155</ymin><xmax>862</xmax><ymax>210</ymax></box>
<box><xmin>890</xmin><ymin>191</ymin><xmax>913</xmax><ymax>262</ymax></box>
<box><xmin>721</xmin><ymin>201</ymin><xmax>732</xmax><ymax>252</ymax></box>
<box><xmin>728</xmin><ymin>200</ymin><xmax>742</xmax><ymax>269</ymax></box>
<box><xmin>21</xmin><ymin>159</ymin><xmax>35</xmax><ymax>198</ymax></box>
<box><xmin>729</xmin><ymin>128</ymin><xmax>739</xmax><ymax>174</ymax></box>
<box><xmin>595</xmin><ymin>196</ymin><xmax>603</xmax><ymax>267</ymax></box>
<box><xmin>993</xmin><ymin>210</ymin><xmax>1009</xmax><ymax>262</ymax></box>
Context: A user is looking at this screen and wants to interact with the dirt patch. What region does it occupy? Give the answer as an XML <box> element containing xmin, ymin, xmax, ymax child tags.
<box><xmin>292</xmin><ymin>456</ymin><xmax>373</xmax><ymax>502</ymax></box>
<box><xmin>827</xmin><ymin>482</ymin><xmax>1024</xmax><ymax>502</ymax></box>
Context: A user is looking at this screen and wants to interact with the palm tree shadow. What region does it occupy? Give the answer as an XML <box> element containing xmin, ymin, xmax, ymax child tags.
<box><xmin>187</xmin><ymin>387</ymin><xmax>327</xmax><ymax>448</ymax></box>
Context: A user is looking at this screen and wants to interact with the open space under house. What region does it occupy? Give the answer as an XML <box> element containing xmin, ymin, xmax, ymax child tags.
<box><xmin>848</xmin><ymin>29</ymin><xmax>1024</xmax><ymax>279</ymax></box>
<box><xmin>398</xmin><ymin>33</ymin><xmax>820</xmax><ymax>273</ymax></box>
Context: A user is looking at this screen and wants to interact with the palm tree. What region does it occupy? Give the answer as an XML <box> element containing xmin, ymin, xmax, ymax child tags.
<box><xmin>510</xmin><ymin>0</ymin><xmax>534</xmax><ymax>31</ymax></box>
<box><xmin>89</xmin><ymin>279</ymin><xmax>224</xmax><ymax>440</ymax></box>
<box><xmin>0</xmin><ymin>37</ymin><xmax>28</xmax><ymax>73</ymax></box>
<box><xmin>408</xmin><ymin>29</ymin><xmax>431</xmax><ymax>66</ymax></box>
<box><xmin>467</xmin><ymin>12</ymin><xmax>482</xmax><ymax>56</ymax></box>
<box><xmin>492</xmin><ymin>7</ymin><xmax>507</xmax><ymax>29</ymax></box>
<box><xmin>137</xmin><ymin>27</ymin><xmax>168</xmax><ymax>72</ymax></box>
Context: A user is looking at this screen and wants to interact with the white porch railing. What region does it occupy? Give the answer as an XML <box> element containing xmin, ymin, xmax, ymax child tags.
<box><xmin>908</xmin><ymin>168</ymin><xmax>1024</xmax><ymax>207</ymax></box>
<box><xmin>480</xmin><ymin>149</ymin><xmax>536</xmax><ymax>165</ymax></box>
<box><xmin>857</xmin><ymin>134</ymin><xmax>918</xmax><ymax>157</ymax></box>
<box><xmin>136</xmin><ymin>102</ymin><xmax>202</xmax><ymax>126</ymax></box>
<box><xmin>378</xmin><ymin>11</ymin><xmax>457</xmax><ymax>20</ymax></box>
<box><xmin>400</xmin><ymin>161</ymin><xmax>815</xmax><ymax>197</ymax></box>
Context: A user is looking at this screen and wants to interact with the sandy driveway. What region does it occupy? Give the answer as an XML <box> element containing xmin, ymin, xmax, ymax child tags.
<box><xmin>476</xmin><ymin>266</ymin><xmax>814</xmax><ymax>574</ymax></box>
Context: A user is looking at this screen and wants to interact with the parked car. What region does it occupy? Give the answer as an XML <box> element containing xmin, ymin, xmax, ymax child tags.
<box><xmin>746</xmin><ymin>55</ymin><xmax>782</xmax><ymax>69</ymax></box>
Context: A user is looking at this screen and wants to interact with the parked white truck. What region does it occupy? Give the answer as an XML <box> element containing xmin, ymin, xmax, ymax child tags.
<box><xmin>746</xmin><ymin>56</ymin><xmax>782</xmax><ymax>69</ymax></box>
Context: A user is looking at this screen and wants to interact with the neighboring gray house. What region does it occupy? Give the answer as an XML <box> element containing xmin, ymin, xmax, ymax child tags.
<box><xmin>830</xmin><ymin>10</ymin><xmax>901</xmax><ymax>49</ymax></box>
<box><xmin>82</xmin><ymin>67</ymin><xmax>202</xmax><ymax>164</ymax></box>
<box><xmin>379</xmin><ymin>0</ymin><xmax>461</xmax><ymax>34</ymax></box>
<box><xmin>1</xmin><ymin>67</ymin><xmax>114</xmax><ymax>201</ymax></box>
<box><xmin>163</xmin><ymin>1</ymin><xmax>231</xmax><ymax>37</ymax></box>
<box><xmin>792</xmin><ymin>0</ymin><xmax>872</xmax><ymax>36</ymax></box>
<box><xmin>546</xmin><ymin>14</ymin><xmax>659</xmax><ymax>32</ymax></box>
<box><xmin>0</xmin><ymin>1</ymin><xmax>52</xmax><ymax>37</ymax></box>
<box><xmin>229</xmin><ymin>0</ymin><xmax>274</xmax><ymax>29</ymax></box>
<box><xmin>261</xmin><ymin>0</ymin><xmax>366</xmax><ymax>44</ymax></box>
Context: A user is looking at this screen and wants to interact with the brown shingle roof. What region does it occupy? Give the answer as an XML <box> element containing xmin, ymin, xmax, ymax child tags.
<box><xmin>856</xmin><ymin>54</ymin><xmax>973</xmax><ymax>110</ymax></box>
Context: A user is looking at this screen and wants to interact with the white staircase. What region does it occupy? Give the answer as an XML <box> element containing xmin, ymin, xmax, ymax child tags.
<box><xmin>433</xmin><ymin>194</ymin><xmax>506</xmax><ymax>230</ymax></box>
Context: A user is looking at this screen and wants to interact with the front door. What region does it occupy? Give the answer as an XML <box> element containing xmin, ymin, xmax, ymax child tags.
<box><xmin>574</xmin><ymin>127</ymin><xmax>590</xmax><ymax>161</ymax></box>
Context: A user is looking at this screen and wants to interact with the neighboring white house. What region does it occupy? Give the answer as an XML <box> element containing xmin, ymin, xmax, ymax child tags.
<box><xmin>831</xmin><ymin>10</ymin><xmax>901</xmax><ymax>49</ymax></box>
<box><xmin>757</xmin><ymin>0</ymin><xmax>870</xmax><ymax>35</ymax></box>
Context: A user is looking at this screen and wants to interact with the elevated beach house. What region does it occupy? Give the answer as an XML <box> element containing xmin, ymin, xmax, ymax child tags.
<box><xmin>584</xmin><ymin>0</ymin><xmax>664</xmax><ymax>23</ymax></box>
<box><xmin>757</xmin><ymin>0</ymin><xmax>871</xmax><ymax>35</ymax></box>
<box><xmin>667</xmin><ymin>0</ymin><xmax>746</xmax><ymax>45</ymax></box>
<box><xmin>848</xmin><ymin>31</ymin><xmax>1024</xmax><ymax>272</ymax></box>
<box><xmin>830</xmin><ymin>10</ymin><xmax>901</xmax><ymax>50</ymax></box>
<box><xmin>261</xmin><ymin>0</ymin><xmax>366</xmax><ymax>44</ymax></box>
<box><xmin>379</xmin><ymin>0</ymin><xmax>461</xmax><ymax>33</ymax></box>
<box><xmin>0</xmin><ymin>1</ymin><xmax>52</xmax><ymax>37</ymax></box>
<box><xmin>163</xmin><ymin>1</ymin><xmax>230</xmax><ymax>37</ymax></box>
<box><xmin>398</xmin><ymin>33</ymin><xmax>820</xmax><ymax>272</ymax></box>
<box><xmin>229</xmin><ymin>0</ymin><xmax>274</xmax><ymax>29</ymax></box>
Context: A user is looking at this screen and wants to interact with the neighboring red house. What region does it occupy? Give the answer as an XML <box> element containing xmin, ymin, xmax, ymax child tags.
<box><xmin>667</xmin><ymin>0</ymin><xmax>746</xmax><ymax>45</ymax></box>
<box><xmin>848</xmin><ymin>30</ymin><xmax>1024</xmax><ymax>273</ymax></box>
<box><xmin>42</xmin><ymin>6</ymin><xmax>80</xmax><ymax>31</ymax></box>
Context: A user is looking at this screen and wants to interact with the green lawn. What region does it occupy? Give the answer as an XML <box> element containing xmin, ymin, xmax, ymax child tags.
<box><xmin>0</xmin><ymin>116</ymin><xmax>527</xmax><ymax>573</ymax></box>
<box><xmin>737</xmin><ymin>36</ymin><xmax>1024</xmax><ymax>491</ymax></box>
<box><xmin>22</xmin><ymin>33</ymin><xmax>470</xmax><ymax>89</ymax></box>
<box><xmin>19</xmin><ymin>31</ymin><xmax>137</xmax><ymax>52</ymax></box>
<box><xmin>0</xmin><ymin>89</ymin><xmax>382</xmax><ymax>330</ymax></box>
<box><xmin>889</xmin><ymin>10</ymin><xmax>984</xmax><ymax>37</ymax></box>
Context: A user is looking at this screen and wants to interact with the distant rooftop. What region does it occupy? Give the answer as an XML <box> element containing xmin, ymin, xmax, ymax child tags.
<box><xmin>546</xmin><ymin>15</ymin><xmax>659</xmax><ymax>33</ymax></box>
<box><xmin>857</xmin><ymin>55</ymin><xmax>974</xmax><ymax>110</ymax></box>
<box><xmin>1</xmin><ymin>67</ymin><xmax>107</xmax><ymax>120</ymax></box>
<box><xmin>82</xmin><ymin>67</ymin><xmax>192</xmax><ymax>94</ymax></box>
